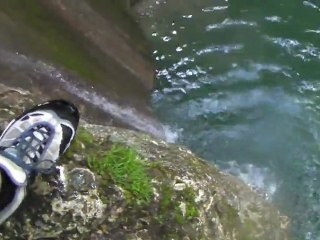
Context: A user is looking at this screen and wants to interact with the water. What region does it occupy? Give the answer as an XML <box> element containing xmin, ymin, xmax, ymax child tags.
<box><xmin>138</xmin><ymin>0</ymin><xmax>320</xmax><ymax>239</ymax></box>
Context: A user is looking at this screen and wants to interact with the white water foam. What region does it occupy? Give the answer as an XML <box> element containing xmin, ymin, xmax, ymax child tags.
<box><xmin>221</xmin><ymin>160</ymin><xmax>277</xmax><ymax>200</ymax></box>
<box><xmin>163</xmin><ymin>125</ymin><xmax>181</xmax><ymax>143</ymax></box>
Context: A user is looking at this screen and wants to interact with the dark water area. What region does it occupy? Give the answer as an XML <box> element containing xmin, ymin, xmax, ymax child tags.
<box><xmin>138</xmin><ymin>0</ymin><xmax>320</xmax><ymax>239</ymax></box>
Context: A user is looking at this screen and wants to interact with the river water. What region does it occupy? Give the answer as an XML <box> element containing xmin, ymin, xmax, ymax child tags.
<box><xmin>138</xmin><ymin>0</ymin><xmax>320</xmax><ymax>239</ymax></box>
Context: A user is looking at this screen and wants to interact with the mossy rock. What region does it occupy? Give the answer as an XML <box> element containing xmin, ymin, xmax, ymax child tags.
<box><xmin>0</xmin><ymin>81</ymin><xmax>288</xmax><ymax>240</ymax></box>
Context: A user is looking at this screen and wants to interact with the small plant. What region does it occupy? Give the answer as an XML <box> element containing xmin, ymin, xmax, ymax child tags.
<box><xmin>88</xmin><ymin>144</ymin><xmax>153</xmax><ymax>204</ymax></box>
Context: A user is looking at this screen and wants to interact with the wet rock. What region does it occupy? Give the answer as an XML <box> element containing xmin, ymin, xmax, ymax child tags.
<box><xmin>67</xmin><ymin>168</ymin><xmax>96</xmax><ymax>193</ymax></box>
<box><xmin>0</xmin><ymin>0</ymin><xmax>163</xmax><ymax>138</ymax></box>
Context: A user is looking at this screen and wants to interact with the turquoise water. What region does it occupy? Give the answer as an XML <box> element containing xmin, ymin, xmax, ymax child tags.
<box><xmin>140</xmin><ymin>0</ymin><xmax>320</xmax><ymax>239</ymax></box>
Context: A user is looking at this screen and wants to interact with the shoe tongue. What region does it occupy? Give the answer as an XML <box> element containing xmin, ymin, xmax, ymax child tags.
<box><xmin>0</xmin><ymin>153</ymin><xmax>27</xmax><ymax>186</ymax></box>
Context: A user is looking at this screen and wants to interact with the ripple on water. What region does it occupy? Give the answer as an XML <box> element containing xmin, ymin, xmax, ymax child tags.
<box><xmin>196</xmin><ymin>44</ymin><xmax>244</xmax><ymax>55</ymax></box>
<box><xmin>202</xmin><ymin>5</ymin><xmax>228</xmax><ymax>13</ymax></box>
<box><xmin>264</xmin><ymin>36</ymin><xmax>320</xmax><ymax>62</ymax></box>
<box><xmin>303</xmin><ymin>0</ymin><xmax>319</xmax><ymax>10</ymax></box>
<box><xmin>265</xmin><ymin>16</ymin><xmax>283</xmax><ymax>23</ymax></box>
<box><xmin>205</xmin><ymin>18</ymin><xmax>258</xmax><ymax>31</ymax></box>
<box><xmin>305</xmin><ymin>29</ymin><xmax>320</xmax><ymax>34</ymax></box>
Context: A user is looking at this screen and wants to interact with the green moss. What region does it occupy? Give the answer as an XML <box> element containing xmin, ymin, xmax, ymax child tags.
<box><xmin>186</xmin><ymin>202</ymin><xmax>198</xmax><ymax>219</ymax></box>
<box><xmin>181</xmin><ymin>187</ymin><xmax>199</xmax><ymax>220</ymax></box>
<box><xmin>237</xmin><ymin>219</ymin><xmax>259</xmax><ymax>240</ymax></box>
<box><xmin>87</xmin><ymin>144</ymin><xmax>153</xmax><ymax>204</ymax></box>
<box><xmin>157</xmin><ymin>183</ymin><xmax>199</xmax><ymax>226</ymax></box>
<box><xmin>174</xmin><ymin>204</ymin><xmax>185</xmax><ymax>225</ymax></box>
<box><xmin>156</xmin><ymin>184</ymin><xmax>174</xmax><ymax>226</ymax></box>
<box><xmin>216</xmin><ymin>201</ymin><xmax>240</xmax><ymax>236</ymax></box>
<box><xmin>159</xmin><ymin>184</ymin><xmax>173</xmax><ymax>212</ymax></box>
<box><xmin>154</xmin><ymin>183</ymin><xmax>201</xmax><ymax>239</ymax></box>
<box><xmin>75</xmin><ymin>127</ymin><xmax>96</xmax><ymax>146</ymax></box>
<box><xmin>65</xmin><ymin>127</ymin><xmax>95</xmax><ymax>158</ymax></box>
<box><xmin>64</xmin><ymin>128</ymin><xmax>153</xmax><ymax>204</ymax></box>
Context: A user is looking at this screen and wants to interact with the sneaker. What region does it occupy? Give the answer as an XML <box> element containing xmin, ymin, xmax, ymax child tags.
<box><xmin>0</xmin><ymin>100</ymin><xmax>79</xmax><ymax>225</ymax></box>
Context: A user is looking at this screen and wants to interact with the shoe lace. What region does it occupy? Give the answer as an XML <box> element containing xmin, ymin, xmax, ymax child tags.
<box><xmin>0</xmin><ymin>123</ymin><xmax>55</xmax><ymax>174</ymax></box>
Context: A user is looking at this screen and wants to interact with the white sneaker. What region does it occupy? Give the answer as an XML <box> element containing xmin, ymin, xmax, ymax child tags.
<box><xmin>0</xmin><ymin>100</ymin><xmax>79</xmax><ymax>225</ymax></box>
